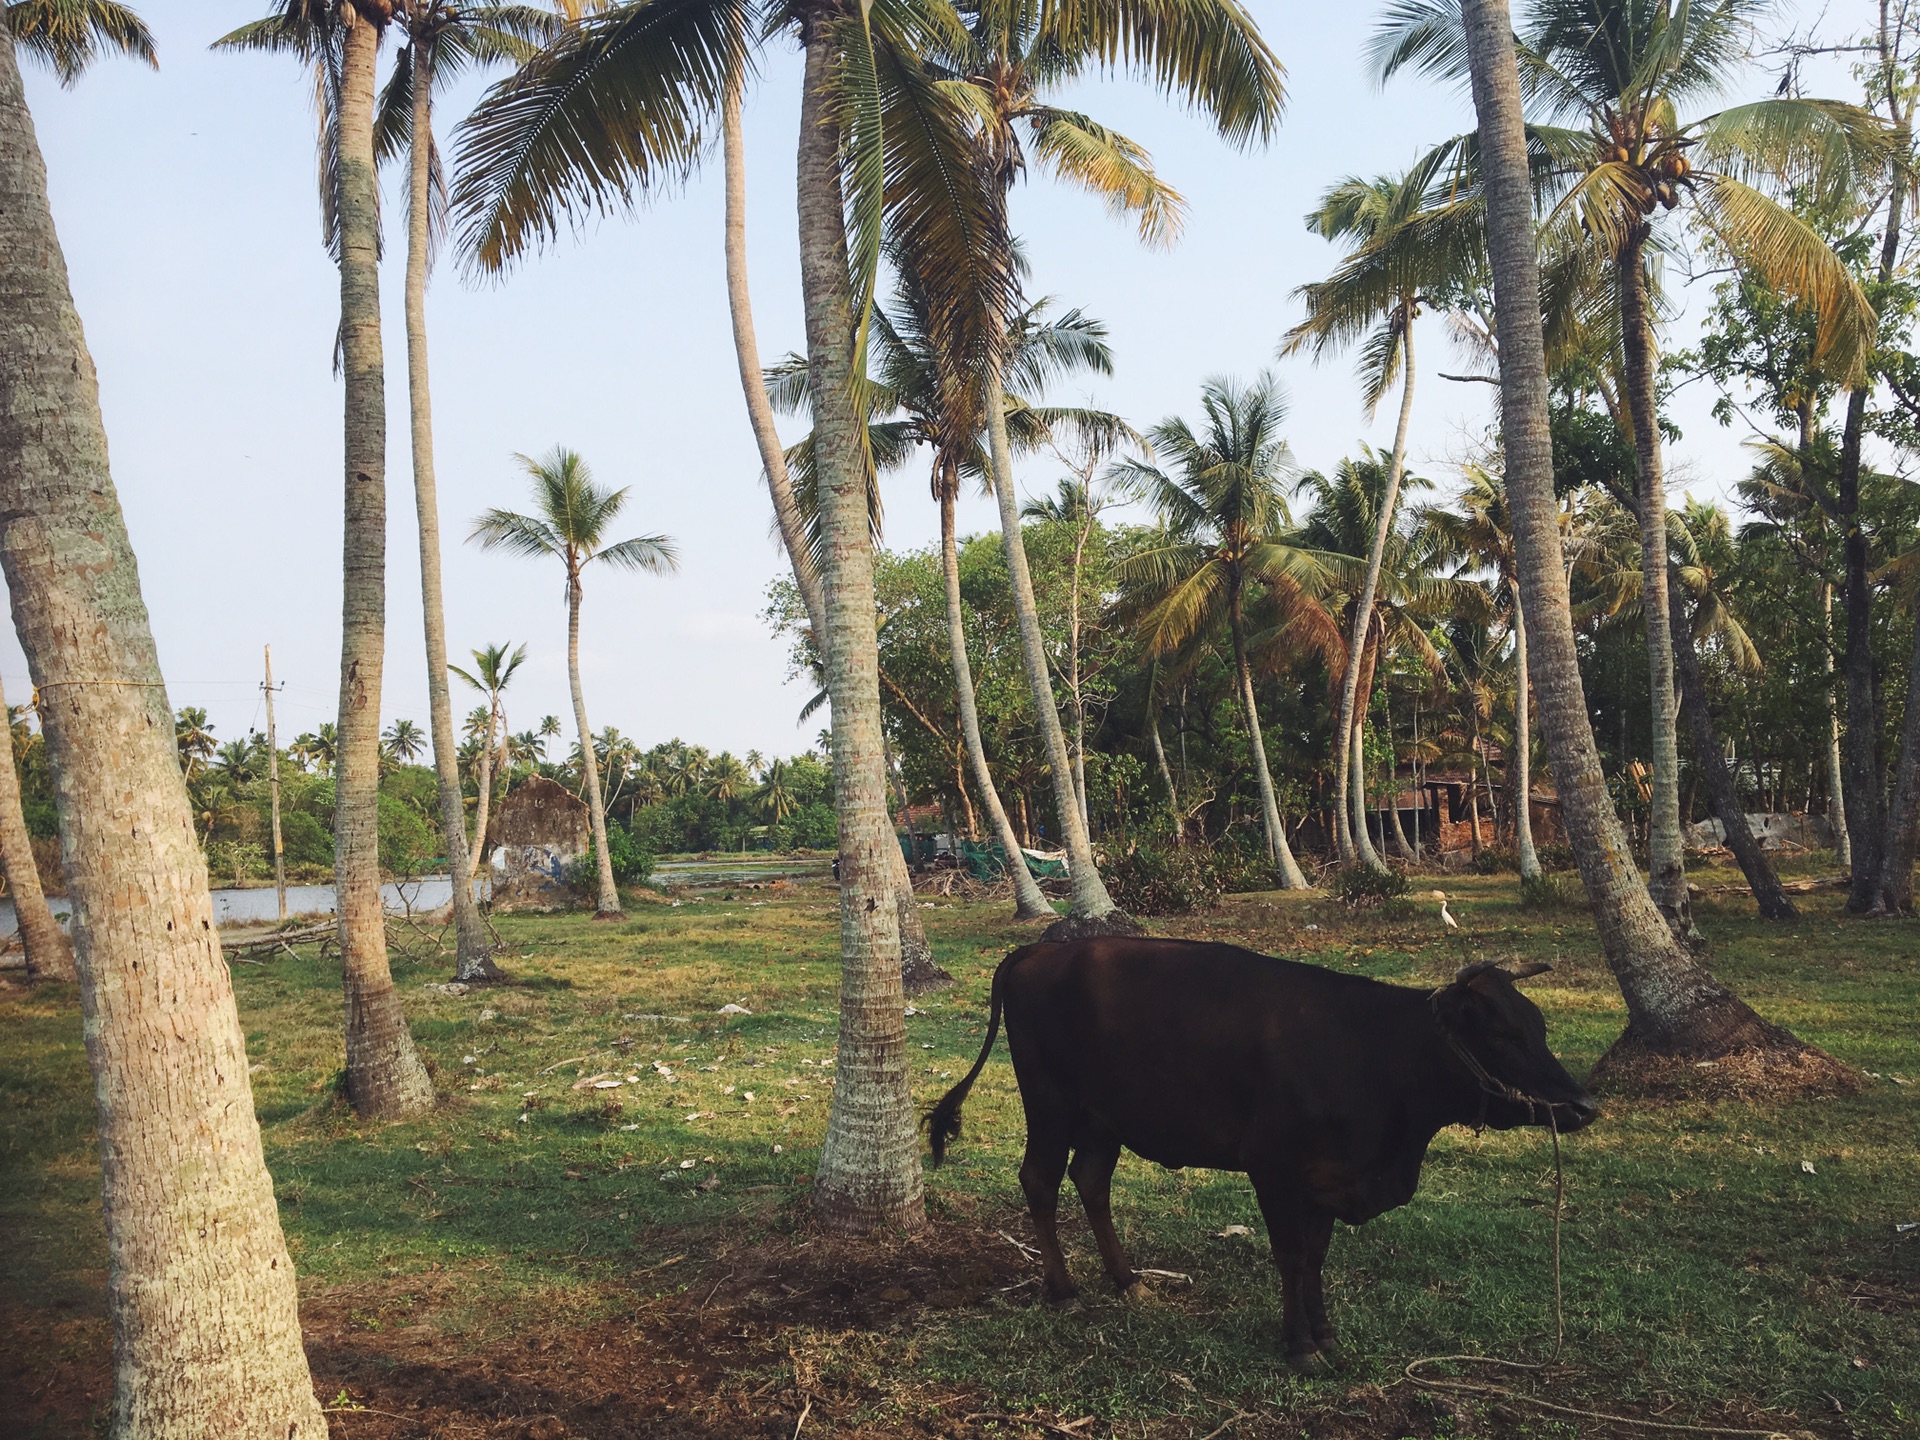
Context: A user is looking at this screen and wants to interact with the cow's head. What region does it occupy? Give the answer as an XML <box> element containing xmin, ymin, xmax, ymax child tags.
<box><xmin>1433</xmin><ymin>962</ymin><xmax>1598</xmax><ymax>1133</ymax></box>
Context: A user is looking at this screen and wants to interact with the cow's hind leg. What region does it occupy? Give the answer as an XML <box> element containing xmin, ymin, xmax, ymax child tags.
<box><xmin>1248</xmin><ymin>1169</ymin><xmax>1325</xmax><ymax>1373</ymax></box>
<box><xmin>1067</xmin><ymin>1131</ymin><xmax>1136</xmax><ymax>1293</ymax></box>
<box><xmin>1018</xmin><ymin>1128</ymin><xmax>1076</xmax><ymax>1303</ymax></box>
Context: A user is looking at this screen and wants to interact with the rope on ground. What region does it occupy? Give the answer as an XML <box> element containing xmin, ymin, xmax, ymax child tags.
<box><xmin>1403</xmin><ymin>1118</ymin><xmax>1806</xmax><ymax>1439</ymax></box>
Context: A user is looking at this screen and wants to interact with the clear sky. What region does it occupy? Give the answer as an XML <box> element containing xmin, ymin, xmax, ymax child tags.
<box><xmin>10</xmin><ymin>0</ymin><xmax>1863</xmax><ymax>758</ymax></box>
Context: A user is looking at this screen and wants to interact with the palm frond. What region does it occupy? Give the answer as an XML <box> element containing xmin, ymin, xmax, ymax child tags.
<box><xmin>451</xmin><ymin>0</ymin><xmax>749</xmax><ymax>273</ymax></box>
<box><xmin>595</xmin><ymin>534</ymin><xmax>682</xmax><ymax>573</ymax></box>
<box><xmin>8</xmin><ymin>0</ymin><xmax>156</xmax><ymax>86</ymax></box>
<box><xmin>1027</xmin><ymin>108</ymin><xmax>1185</xmax><ymax>247</ymax></box>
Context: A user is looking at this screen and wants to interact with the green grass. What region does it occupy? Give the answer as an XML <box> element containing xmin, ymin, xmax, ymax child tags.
<box><xmin>2</xmin><ymin>868</ymin><xmax>1916</xmax><ymax>1436</ymax></box>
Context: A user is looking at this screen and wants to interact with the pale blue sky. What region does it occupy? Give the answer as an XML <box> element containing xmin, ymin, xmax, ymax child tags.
<box><xmin>9</xmin><ymin>0</ymin><xmax>1862</xmax><ymax>756</ymax></box>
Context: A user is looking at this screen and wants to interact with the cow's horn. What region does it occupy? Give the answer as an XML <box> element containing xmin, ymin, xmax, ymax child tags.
<box><xmin>1453</xmin><ymin>961</ymin><xmax>1500</xmax><ymax>984</ymax></box>
<box><xmin>1505</xmin><ymin>961</ymin><xmax>1553</xmax><ymax>981</ymax></box>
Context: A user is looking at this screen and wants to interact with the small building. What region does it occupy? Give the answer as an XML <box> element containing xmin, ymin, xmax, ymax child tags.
<box><xmin>486</xmin><ymin>775</ymin><xmax>590</xmax><ymax>906</ymax></box>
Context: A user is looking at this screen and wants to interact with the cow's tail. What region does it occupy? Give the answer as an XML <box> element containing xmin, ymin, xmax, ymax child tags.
<box><xmin>926</xmin><ymin>944</ymin><xmax>1037</xmax><ymax>1167</ymax></box>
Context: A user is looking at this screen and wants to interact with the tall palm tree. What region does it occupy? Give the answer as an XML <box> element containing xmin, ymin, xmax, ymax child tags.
<box><xmin>1379</xmin><ymin>0</ymin><xmax>1884</xmax><ymax>936</ymax></box>
<box><xmin>1114</xmin><ymin>375</ymin><xmax>1325</xmax><ymax>887</ymax></box>
<box><xmin>932</xmin><ymin>0</ymin><xmax>1284</xmax><ymax>924</ymax></box>
<box><xmin>470</xmin><ymin>448</ymin><xmax>676</xmax><ymax>918</ymax></box>
<box><xmin>450</xmin><ymin>640</ymin><xmax>524</xmax><ymax>890</ymax></box>
<box><xmin>1282</xmin><ymin>164</ymin><xmax>1482</xmax><ymax>870</ymax></box>
<box><xmin>773</xmin><ymin>287</ymin><xmax>1128</xmax><ymax>921</ymax></box>
<box><xmin>1409</xmin><ymin>0</ymin><xmax>1849</xmax><ymax>1082</ymax></box>
<box><xmin>447</xmin><ymin>0</ymin><xmax>1062</xmax><ymax>1235</ymax></box>
<box><xmin>0</xmin><ymin>675</ymin><xmax>71</xmax><ymax>979</ymax></box>
<box><xmin>756</xmin><ymin>758</ymin><xmax>799</xmax><ymax>824</ymax></box>
<box><xmin>0</xmin><ymin>16</ymin><xmax>325</xmax><ymax>1428</ymax></box>
<box><xmin>379</xmin><ymin>0</ymin><xmax>562</xmax><ymax>987</ymax></box>
<box><xmin>221</xmin><ymin>0</ymin><xmax>437</xmax><ymax>1120</ymax></box>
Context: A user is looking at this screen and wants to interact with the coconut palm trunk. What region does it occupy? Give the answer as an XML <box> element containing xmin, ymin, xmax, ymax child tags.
<box><xmin>1458</xmin><ymin>0</ymin><xmax>1844</xmax><ymax>1082</ymax></box>
<box><xmin>1228</xmin><ymin>577</ymin><xmax>1310</xmax><ymax>888</ymax></box>
<box><xmin>720</xmin><ymin>72</ymin><xmax>949</xmax><ymax>983</ymax></box>
<box><xmin>984</xmin><ymin>366</ymin><xmax>1126</xmax><ymax>920</ymax></box>
<box><xmin>1821</xmin><ymin>584</ymin><xmax>1850</xmax><ymax>867</ymax></box>
<box><xmin>565</xmin><ymin>571</ymin><xmax>621</xmax><ymax>917</ymax></box>
<box><xmin>334</xmin><ymin>5</ymin><xmax>434</xmax><ymax>1119</ymax></box>
<box><xmin>1511</xmin><ymin>579</ymin><xmax>1541</xmax><ymax>881</ymax></box>
<box><xmin>0</xmin><ymin>24</ymin><xmax>325</xmax><ymax>1431</ymax></box>
<box><xmin>796</xmin><ymin>26</ymin><xmax>925</xmax><ymax>1233</ymax></box>
<box><xmin>466</xmin><ymin>706</ymin><xmax>495</xmax><ymax>880</ymax></box>
<box><xmin>1668</xmin><ymin>586</ymin><xmax>1796</xmax><ymax>919</ymax></box>
<box><xmin>1872</xmin><ymin>587</ymin><xmax>1920</xmax><ymax>912</ymax></box>
<box><xmin>942</xmin><ymin>486</ymin><xmax>1054</xmax><ymax>918</ymax></box>
<box><xmin>403</xmin><ymin>41</ymin><xmax>496</xmax><ymax>980</ymax></box>
<box><xmin>1333</xmin><ymin>316</ymin><xmax>1415</xmax><ymax>873</ymax></box>
<box><xmin>0</xmin><ymin>673</ymin><xmax>71</xmax><ymax>979</ymax></box>
<box><xmin>1616</xmin><ymin>236</ymin><xmax>1696</xmax><ymax>942</ymax></box>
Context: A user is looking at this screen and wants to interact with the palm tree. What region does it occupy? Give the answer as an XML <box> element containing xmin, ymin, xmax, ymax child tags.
<box><xmin>1402</xmin><ymin>0</ymin><xmax>1850</xmax><ymax>1083</ymax></box>
<box><xmin>1282</xmin><ymin>164</ymin><xmax>1483</xmax><ymax>870</ymax></box>
<box><xmin>0</xmin><ymin>674</ymin><xmax>71</xmax><ymax>979</ymax></box>
<box><xmin>1422</xmin><ymin>464</ymin><xmax>1545</xmax><ymax>878</ymax></box>
<box><xmin>215</xmin><ymin>737</ymin><xmax>258</xmax><ymax>783</ymax></box>
<box><xmin>221</xmin><ymin>0</ymin><xmax>437</xmax><ymax>1119</ymax></box>
<box><xmin>450</xmin><ymin>640</ymin><xmax>524</xmax><ymax>888</ymax></box>
<box><xmin>175</xmin><ymin>705</ymin><xmax>216</xmax><ymax>777</ymax></box>
<box><xmin>756</xmin><ymin>759</ymin><xmax>799</xmax><ymax>825</ymax></box>
<box><xmin>1380</xmin><ymin>0</ymin><xmax>1883</xmax><ymax>936</ymax></box>
<box><xmin>706</xmin><ymin>751</ymin><xmax>751</xmax><ymax>803</ymax></box>
<box><xmin>932</xmin><ymin>0</ymin><xmax>1285</xmax><ymax>925</ymax></box>
<box><xmin>0</xmin><ymin>16</ymin><xmax>325</xmax><ymax>1427</ymax></box>
<box><xmin>446</xmin><ymin>0</ymin><xmax>1079</xmax><ymax>1236</ymax></box>
<box><xmin>380</xmin><ymin>0</ymin><xmax>562</xmax><ymax>988</ymax></box>
<box><xmin>772</xmin><ymin>287</ymin><xmax>1127</xmax><ymax>922</ymax></box>
<box><xmin>471</xmin><ymin>448</ymin><xmax>676</xmax><ymax>918</ymax></box>
<box><xmin>1114</xmin><ymin>375</ymin><xmax>1324</xmax><ymax>888</ymax></box>
<box><xmin>382</xmin><ymin>717</ymin><xmax>426</xmax><ymax>763</ymax></box>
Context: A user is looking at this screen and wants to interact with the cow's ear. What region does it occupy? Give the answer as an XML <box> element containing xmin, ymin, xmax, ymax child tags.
<box><xmin>1505</xmin><ymin>961</ymin><xmax>1552</xmax><ymax>982</ymax></box>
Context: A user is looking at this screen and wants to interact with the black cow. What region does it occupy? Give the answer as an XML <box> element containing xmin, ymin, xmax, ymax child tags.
<box><xmin>927</xmin><ymin>937</ymin><xmax>1597</xmax><ymax>1370</ymax></box>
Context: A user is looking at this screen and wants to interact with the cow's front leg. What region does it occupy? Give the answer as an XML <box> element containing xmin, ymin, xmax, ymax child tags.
<box><xmin>1248</xmin><ymin>1169</ymin><xmax>1324</xmax><ymax>1372</ymax></box>
<box><xmin>1302</xmin><ymin>1209</ymin><xmax>1339</xmax><ymax>1357</ymax></box>
<box><xmin>1019</xmin><ymin>1131</ymin><xmax>1076</xmax><ymax>1302</ymax></box>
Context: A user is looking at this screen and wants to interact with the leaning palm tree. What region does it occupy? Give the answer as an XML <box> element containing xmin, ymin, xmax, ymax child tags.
<box><xmin>0</xmin><ymin>675</ymin><xmax>71</xmax><ymax>979</ymax></box>
<box><xmin>0</xmin><ymin>14</ymin><xmax>326</xmax><ymax>1427</ymax></box>
<box><xmin>449</xmin><ymin>641</ymin><xmax>525</xmax><ymax>891</ymax></box>
<box><xmin>1387</xmin><ymin>0</ymin><xmax>1852</xmax><ymax>1085</ymax></box>
<box><xmin>927</xmin><ymin>0</ymin><xmax>1285</xmax><ymax>926</ymax></box>
<box><xmin>175</xmin><ymin>705</ymin><xmax>216</xmax><ymax>776</ymax></box>
<box><xmin>1113</xmin><ymin>375</ymin><xmax>1323</xmax><ymax>887</ymax></box>
<box><xmin>1282</xmin><ymin>163</ymin><xmax>1483</xmax><ymax>870</ymax></box>
<box><xmin>771</xmin><ymin>284</ymin><xmax>1130</xmax><ymax>922</ymax></box>
<box><xmin>219</xmin><ymin>0</ymin><xmax>436</xmax><ymax>1119</ymax></box>
<box><xmin>1378</xmin><ymin>0</ymin><xmax>1885</xmax><ymax>937</ymax></box>
<box><xmin>470</xmin><ymin>448</ymin><xmax>676</xmax><ymax>918</ymax></box>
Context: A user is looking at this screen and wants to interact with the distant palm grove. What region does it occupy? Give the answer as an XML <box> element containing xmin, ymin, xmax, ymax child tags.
<box><xmin>2</xmin><ymin>0</ymin><xmax>1918</xmax><ymax>1434</ymax></box>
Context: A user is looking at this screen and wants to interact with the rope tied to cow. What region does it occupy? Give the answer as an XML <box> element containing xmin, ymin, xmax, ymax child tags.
<box><xmin>1410</xmin><ymin>994</ymin><xmax>1806</xmax><ymax>1439</ymax></box>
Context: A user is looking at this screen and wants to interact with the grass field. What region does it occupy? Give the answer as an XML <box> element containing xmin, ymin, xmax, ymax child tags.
<box><xmin>2</xmin><ymin>866</ymin><xmax>1916</xmax><ymax>1438</ymax></box>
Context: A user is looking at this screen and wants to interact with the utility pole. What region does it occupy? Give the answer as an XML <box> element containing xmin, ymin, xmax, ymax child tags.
<box><xmin>263</xmin><ymin>645</ymin><xmax>286</xmax><ymax>921</ymax></box>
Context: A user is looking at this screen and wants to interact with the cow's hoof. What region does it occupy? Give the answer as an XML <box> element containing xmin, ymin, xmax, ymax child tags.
<box><xmin>1283</xmin><ymin>1350</ymin><xmax>1332</xmax><ymax>1377</ymax></box>
<box><xmin>1116</xmin><ymin>1277</ymin><xmax>1164</xmax><ymax>1309</ymax></box>
<box><xmin>1044</xmin><ymin>1285</ymin><xmax>1081</xmax><ymax>1310</ymax></box>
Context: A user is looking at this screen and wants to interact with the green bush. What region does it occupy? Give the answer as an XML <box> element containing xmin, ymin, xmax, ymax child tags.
<box><xmin>1471</xmin><ymin>846</ymin><xmax>1517</xmax><ymax>875</ymax></box>
<box><xmin>1101</xmin><ymin>842</ymin><xmax>1226</xmax><ymax>916</ymax></box>
<box><xmin>1519</xmin><ymin>871</ymin><xmax>1581</xmax><ymax>911</ymax></box>
<box><xmin>572</xmin><ymin>823</ymin><xmax>659</xmax><ymax>893</ymax></box>
<box><xmin>1328</xmin><ymin>863</ymin><xmax>1410</xmax><ymax>910</ymax></box>
<box><xmin>278</xmin><ymin>810</ymin><xmax>333</xmax><ymax>868</ymax></box>
<box><xmin>376</xmin><ymin>793</ymin><xmax>436</xmax><ymax>877</ymax></box>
